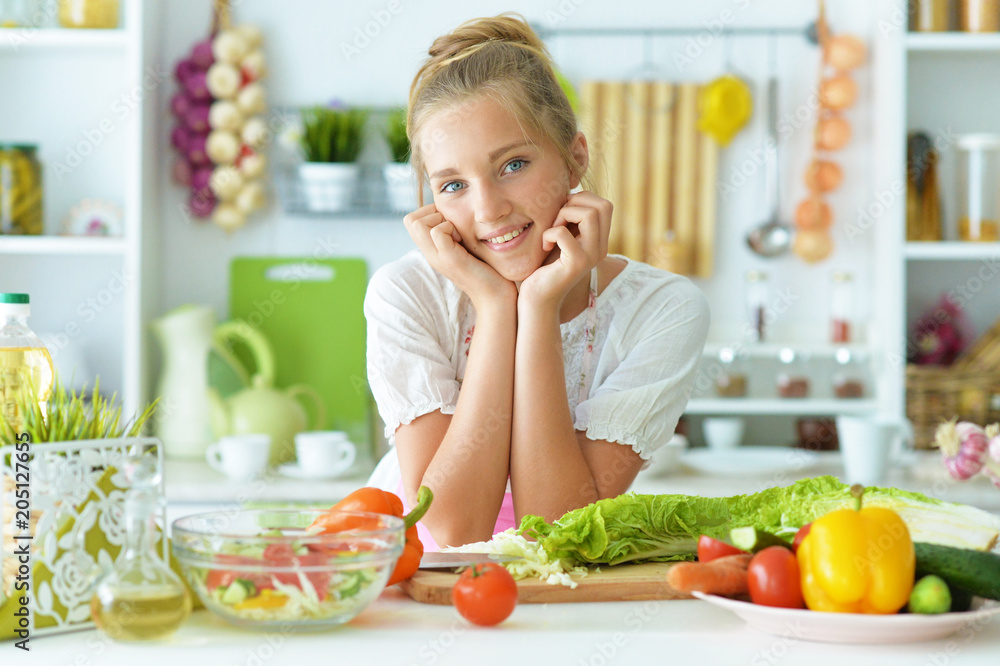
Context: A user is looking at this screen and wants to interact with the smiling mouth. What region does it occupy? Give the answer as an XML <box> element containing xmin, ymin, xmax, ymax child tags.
<box><xmin>483</xmin><ymin>223</ymin><xmax>532</xmax><ymax>245</ymax></box>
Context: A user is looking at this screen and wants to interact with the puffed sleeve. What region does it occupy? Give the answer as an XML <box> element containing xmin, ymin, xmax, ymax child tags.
<box><xmin>574</xmin><ymin>277</ymin><xmax>709</xmax><ymax>464</ymax></box>
<box><xmin>364</xmin><ymin>257</ymin><xmax>461</xmax><ymax>441</ymax></box>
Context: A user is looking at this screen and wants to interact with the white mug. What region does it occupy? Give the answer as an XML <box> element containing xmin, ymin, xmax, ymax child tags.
<box><xmin>703</xmin><ymin>417</ymin><xmax>745</xmax><ymax>450</ymax></box>
<box><xmin>206</xmin><ymin>434</ymin><xmax>271</xmax><ymax>479</ymax></box>
<box><xmin>294</xmin><ymin>431</ymin><xmax>357</xmax><ymax>476</ymax></box>
<box><xmin>836</xmin><ymin>415</ymin><xmax>914</xmax><ymax>485</ymax></box>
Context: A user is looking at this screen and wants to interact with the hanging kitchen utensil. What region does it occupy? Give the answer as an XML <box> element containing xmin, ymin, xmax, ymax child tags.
<box><xmin>746</xmin><ymin>34</ymin><xmax>794</xmax><ymax>258</ymax></box>
<box><xmin>647</xmin><ymin>81</ymin><xmax>690</xmax><ymax>273</ymax></box>
<box><xmin>697</xmin><ymin>31</ymin><xmax>754</xmax><ymax>146</ymax></box>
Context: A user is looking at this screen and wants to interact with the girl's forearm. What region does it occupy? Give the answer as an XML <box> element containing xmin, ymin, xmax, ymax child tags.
<box><xmin>419</xmin><ymin>296</ymin><xmax>517</xmax><ymax>546</ymax></box>
<box><xmin>510</xmin><ymin>306</ymin><xmax>599</xmax><ymax>522</ymax></box>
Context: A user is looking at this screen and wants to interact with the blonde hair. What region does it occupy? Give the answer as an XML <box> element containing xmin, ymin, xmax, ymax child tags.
<box><xmin>407</xmin><ymin>12</ymin><xmax>595</xmax><ymax>206</ymax></box>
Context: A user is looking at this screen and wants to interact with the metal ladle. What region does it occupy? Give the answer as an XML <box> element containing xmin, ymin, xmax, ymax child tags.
<box><xmin>746</xmin><ymin>38</ymin><xmax>793</xmax><ymax>257</ymax></box>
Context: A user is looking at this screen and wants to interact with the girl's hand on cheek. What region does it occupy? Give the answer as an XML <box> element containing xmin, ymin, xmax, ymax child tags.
<box><xmin>403</xmin><ymin>204</ymin><xmax>516</xmax><ymax>308</ymax></box>
<box><xmin>518</xmin><ymin>191</ymin><xmax>612</xmax><ymax>311</ymax></box>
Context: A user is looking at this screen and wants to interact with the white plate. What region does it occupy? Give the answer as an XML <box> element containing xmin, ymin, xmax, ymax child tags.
<box><xmin>692</xmin><ymin>592</ymin><xmax>1000</xmax><ymax>644</ymax></box>
<box><xmin>276</xmin><ymin>463</ymin><xmax>352</xmax><ymax>480</ymax></box>
<box><xmin>681</xmin><ymin>447</ymin><xmax>819</xmax><ymax>476</ymax></box>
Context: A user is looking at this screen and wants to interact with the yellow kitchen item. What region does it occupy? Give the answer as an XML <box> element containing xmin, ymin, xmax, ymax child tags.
<box><xmin>0</xmin><ymin>144</ymin><xmax>43</xmax><ymax>236</ymax></box>
<box><xmin>797</xmin><ymin>486</ymin><xmax>915</xmax><ymax>614</ymax></box>
<box><xmin>697</xmin><ymin>74</ymin><xmax>753</xmax><ymax>146</ymax></box>
<box><xmin>58</xmin><ymin>0</ymin><xmax>119</xmax><ymax>28</ymax></box>
<box><xmin>0</xmin><ymin>293</ymin><xmax>54</xmax><ymax>440</ymax></box>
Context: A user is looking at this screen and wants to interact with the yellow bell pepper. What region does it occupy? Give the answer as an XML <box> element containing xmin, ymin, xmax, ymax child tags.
<box><xmin>233</xmin><ymin>589</ymin><xmax>288</xmax><ymax>610</ymax></box>
<box><xmin>797</xmin><ymin>485</ymin><xmax>915</xmax><ymax>614</ymax></box>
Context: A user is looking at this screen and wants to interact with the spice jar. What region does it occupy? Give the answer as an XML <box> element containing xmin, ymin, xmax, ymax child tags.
<box><xmin>832</xmin><ymin>348</ymin><xmax>866</xmax><ymax>399</ymax></box>
<box><xmin>960</xmin><ymin>0</ymin><xmax>1000</xmax><ymax>31</ymax></box>
<box><xmin>0</xmin><ymin>144</ymin><xmax>43</xmax><ymax>235</ymax></box>
<box><xmin>955</xmin><ymin>134</ymin><xmax>1000</xmax><ymax>242</ymax></box>
<box><xmin>714</xmin><ymin>347</ymin><xmax>748</xmax><ymax>398</ymax></box>
<box><xmin>1</xmin><ymin>0</ymin><xmax>42</xmax><ymax>27</ymax></box>
<box><xmin>58</xmin><ymin>0</ymin><xmax>119</xmax><ymax>28</ymax></box>
<box><xmin>830</xmin><ymin>271</ymin><xmax>854</xmax><ymax>344</ymax></box>
<box><xmin>745</xmin><ymin>271</ymin><xmax>769</xmax><ymax>343</ymax></box>
<box><xmin>913</xmin><ymin>0</ymin><xmax>951</xmax><ymax>30</ymax></box>
<box><xmin>777</xmin><ymin>347</ymin><xmax>810</xmax><ymax>398</ymax></box>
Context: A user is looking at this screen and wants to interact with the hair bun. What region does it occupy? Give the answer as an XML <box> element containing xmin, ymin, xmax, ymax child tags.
<box><xmin>427</xmin><ymin>11</ymin><xmax>547</xmax><ymax>62</ymax></box>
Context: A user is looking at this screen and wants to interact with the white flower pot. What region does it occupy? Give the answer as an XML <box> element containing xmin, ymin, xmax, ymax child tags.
<box><xmin>297</xmin><ymin>162</ymin><xmax>360</xmax><ymax>212</ymax></box>
<box><xmin>383</xmin><ymin>162</ymin><xmax>420</xmax><ymax>212</ymax></box>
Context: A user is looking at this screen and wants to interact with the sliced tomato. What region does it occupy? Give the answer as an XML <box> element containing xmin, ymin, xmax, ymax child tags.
<box><xmin>791</xmin><ymin>523</ymin><xmax>812</xmax><ymax>554</ymax></box>
<box><xmin>697</xmin><ymin>535</ymin><xmax>746</xmax><ymax>562</ymax></box>
<box><xmin>747</xmin><ymin>546</ymin><xmax>805</xmax><ymax>609</ymax></box>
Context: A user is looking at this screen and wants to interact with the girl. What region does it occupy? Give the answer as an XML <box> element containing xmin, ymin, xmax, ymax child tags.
<box><xmin>366</xmin><ymin>12</ymin><xmax>709</xmax><ymax>550</ymax></box>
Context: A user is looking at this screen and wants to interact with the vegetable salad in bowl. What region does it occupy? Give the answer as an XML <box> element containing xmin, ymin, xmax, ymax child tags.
<box><xmin>171</xmin><ymin>509</ymin><xmax>404</xmax><ymax>629</ymax></box>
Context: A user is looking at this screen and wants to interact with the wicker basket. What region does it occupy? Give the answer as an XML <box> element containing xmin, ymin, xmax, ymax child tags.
<box><xmin>905</xmin><ymin>364</ymin><xmax>1000</xmax><ymax>449</ymax></box>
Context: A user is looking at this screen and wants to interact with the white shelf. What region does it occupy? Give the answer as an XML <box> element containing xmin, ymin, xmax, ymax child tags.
<box><xmin>904</xmin><ymin>242</ymin><xmax>1000</xmax><ymax>260</ymax></box>
<box><xmin>0</xmin><ymin>235</ymin><xmax>126</xmax><ymax>255</ymax></box>
<box><xmin>906</xmin><ymin>32</ymin><xmax>1000</xmax><ymax>52</ymax></box>
<box><xmin>0</xmin><ymin>28</ymin><xmax>128</xmax><ymax>51</ymax></box>
<box><xmin>702</xmin><ymin>342</ymin><xmax>871</xmax><ymax>359</ymax></box>
<box><xmin>685</xmin><ymin>398</ymin><xmax>878</xmax><ymax>416</ymax></box>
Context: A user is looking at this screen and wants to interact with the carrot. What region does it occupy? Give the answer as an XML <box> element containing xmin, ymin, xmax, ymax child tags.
<box><xmin>666</xmin><ymin>553</ymin><xmax>752</xmax><ymax>596</ymax></box>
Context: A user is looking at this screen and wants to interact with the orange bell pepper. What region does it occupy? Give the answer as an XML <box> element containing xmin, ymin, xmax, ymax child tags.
<box><xmin>309</xmin><ymin>485</ymin><xmax>434</xmax><ymax>586</ymax></box>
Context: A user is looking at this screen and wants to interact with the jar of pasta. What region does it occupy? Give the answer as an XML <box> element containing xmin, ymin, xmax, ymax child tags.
<box><xmin>58</xmin><ymin>0</ymin><xmax>118</xmax><ymax>28</ymax></box>
<box><xmin>0</xmin><ymin>144</ymin><xmax>43</xmax><ymax>235</ymax></box>
<box><xmin>956</xmin><ymin>134</ymin><xmax>1000</xmax><ymax>242</ymax></box>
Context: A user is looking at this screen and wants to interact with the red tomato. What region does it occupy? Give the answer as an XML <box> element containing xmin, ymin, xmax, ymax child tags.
<box><xmin>451</xmin><ymin>563</ymin><xmax>518</xmax><ymax>626</ymax></box>
<box><xmin>791</xmin><ymin>524</ymin><xmax>812</xmax><ymax>554</ymax></box>
<box><xmin>747</xmin><ymin>546</ymin><xmax>805</xmax><ymax>609</ymax></box>
<box><xmin>697</xmin><ymin>535</ymin><xmax>746</xmax><ymax>562</ymax></box>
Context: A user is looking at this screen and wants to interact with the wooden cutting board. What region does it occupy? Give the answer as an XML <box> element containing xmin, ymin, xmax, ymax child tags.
<box><xmin>399</xmin><ymin>561</ymin><xmax>692</xmax><ymax>605</ymax></box>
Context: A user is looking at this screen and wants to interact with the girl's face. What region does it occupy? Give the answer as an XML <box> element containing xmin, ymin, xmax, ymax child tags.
<box><xmin>422</xmin><ymin>95</ymin><xmax>587</xmax><ymax>283</ymax></box>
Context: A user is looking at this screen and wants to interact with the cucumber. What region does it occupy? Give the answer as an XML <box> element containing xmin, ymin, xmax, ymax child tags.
<box><xmin>914</xmin><ymin>542</ymin><xmax>1000</xmax><ymax>601</ymax></box>
<box><xmin>908</xmin><ymin>575</ymin><xmax>951</xmax><ymax>614</ymax></box>
<box><xmin>220</xmin><ymin>578</ymin><xmax>257</xmax><ymax>605</ymax></box>
<box><xmin>729</xmin><ymin>526</ymin><xmax>791</xmax><ymax>553</ymax></box>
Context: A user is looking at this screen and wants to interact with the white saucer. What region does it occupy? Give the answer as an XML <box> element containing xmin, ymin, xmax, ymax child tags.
<box><xmin>681</xmin><ymin>447</ymin><xmax>820</xmax><ymax>476</ymax></box>
<box><xmin>277</xmin><ymin>463</ymin><xmax>353</xmax><ymax>480</ymax></box>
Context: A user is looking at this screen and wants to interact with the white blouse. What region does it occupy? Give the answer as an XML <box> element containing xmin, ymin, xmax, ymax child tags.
<box><xmin>365</xmin><ymin>249</ymin><xmax>710</xmax><ymax>493</ymax></box>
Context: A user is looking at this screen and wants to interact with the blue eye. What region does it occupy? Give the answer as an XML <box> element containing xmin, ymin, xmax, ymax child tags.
<box><xmin>440</xmin><ymin>181</ymin><xmax>463</xmax><ymax>194</ymax></box>
<box><xmin>505</xmin><ymin>159</ymin><xmax>527</xmax><ymax>173</ymax></box>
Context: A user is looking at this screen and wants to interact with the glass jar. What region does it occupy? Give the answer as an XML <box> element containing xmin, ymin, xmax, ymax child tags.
<box><xmin>960</xmin><ymin>0</ymin><xmax>1000</xmax><ymax>31</ymax></box>
<box><xmin>0</xmin><ymin>144</ymin><xmax>43</xmax><ymax>235</ymax></box>
<box><xmin>830</xmin><ymin>271</ymin><xmax>854</xmax><ymax>344</ymax></box>
<box><xmin>1</xmin><ymin>0</ymin><xmax>41</xmax><ymax>27</ymax></box>
<box><xmin>776</xmin><ymin>347</ymin><xmax>810</xmax><ymax>398</ymax></box>
<box><xmin>913</xmin><ymin>0</ymin><xmax>951</xmax><ymax>31</ymax></box>
<box><xmin>58</xmin><ymin>0</ymin><xmax>118</xmax><ymax>28</ymax></box>
<box><xmin>955</xmin><ymin>134</ymin><xmax>1000</xmax><ymax>242</ymax></box>
<box><xmin>832</xmin><ymin>348</ymin><xmax>866</xmax><ymax>399</ymax></box>
<box><xmin>745</xmin><ymin>271</ymin><xmax>769</xmax><ymax>343</ymax></box>
<box><xmin>714</xmin><ymin>347</ymin><xmax>748</xmax><ymax>398</ymax></box>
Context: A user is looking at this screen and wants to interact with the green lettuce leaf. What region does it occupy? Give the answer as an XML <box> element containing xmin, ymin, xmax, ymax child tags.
<box><xmin>517</xmin><ymin>476</ymin><xmax>1000</xmax><ymax>565</ymax></box>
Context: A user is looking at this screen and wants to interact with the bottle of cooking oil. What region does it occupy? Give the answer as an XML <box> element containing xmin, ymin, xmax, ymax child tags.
<box><xmin>0</xmin><ymin>293</ymin><xmax>54</xmax><ymax>441</ymax></box>
<box><xmin>90</xmin><ymin>453</ymin><xmax>191</xmax><ymax>641</ymax></box>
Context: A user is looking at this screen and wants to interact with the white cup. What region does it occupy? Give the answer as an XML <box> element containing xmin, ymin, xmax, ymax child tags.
<box><xmin>294</xmin><ymin>431</ymin><xmax>357</xmax><ymax>476</ymax></box>
<box><xmin>836</xmin><ymin>415</ymin><xmax>914</xmax><ymax>485</ymax></box>
<box><xmin>206</xmin><ymin>434</ymin><xmax>271</xmax><ymax>479</ymax></box>
<box><xmin>646</xmin><ymin>434</ymin><xmax>689</xmax><ymax>477</ymax></box>
<box><xmin>703</xmin><ymin>417</ymin><xmax>745</xmax><ymax>450</ymax></box>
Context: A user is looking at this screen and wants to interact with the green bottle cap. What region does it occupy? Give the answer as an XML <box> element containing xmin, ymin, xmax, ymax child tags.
<box><xmin>0</xmin><ymin>293</ymin><xmax>29</xmax><ymax>304</ymax></box>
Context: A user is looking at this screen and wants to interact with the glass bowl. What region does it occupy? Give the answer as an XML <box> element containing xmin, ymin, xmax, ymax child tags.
<box><xmin>171</xmin><ymin>509</ymin><xmax>404</xmax><ymax>630</ymax></box>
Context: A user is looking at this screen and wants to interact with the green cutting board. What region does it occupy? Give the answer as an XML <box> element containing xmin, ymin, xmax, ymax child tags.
<box><xmin>229</xmin><ymin>257</ymin><xmax>371</xmax><ymax>463</ymax></box>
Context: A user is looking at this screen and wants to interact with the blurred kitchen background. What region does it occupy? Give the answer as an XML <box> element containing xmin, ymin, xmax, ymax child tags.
<box><xmin>3</xmin><ymin>0</ymin><xmax>1000</xmax><ymax>497</ymax></box>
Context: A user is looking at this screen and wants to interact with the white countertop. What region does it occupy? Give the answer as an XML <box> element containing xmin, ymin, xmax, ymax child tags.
<box><xmin>26</xmin><ymin>587</ymin><xmax>1000</xmax><ymax>665</ymax></box>
<box><xmin>22</xmin><ymin>449</ymin><xmax>1000</xmax><ymax>663</ymax></box>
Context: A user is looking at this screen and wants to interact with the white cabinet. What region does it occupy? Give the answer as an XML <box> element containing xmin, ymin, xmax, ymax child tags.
<box><xmin>0</xmin><ymin>0</ymin><xmax>161</xmax><ymax>415</ymax></box>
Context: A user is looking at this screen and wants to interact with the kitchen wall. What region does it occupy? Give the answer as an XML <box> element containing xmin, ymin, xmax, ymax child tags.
<box><xmin>154</xmin><ymin>0</ymin><xmax>887</xmax><ymax>446</ymax></box>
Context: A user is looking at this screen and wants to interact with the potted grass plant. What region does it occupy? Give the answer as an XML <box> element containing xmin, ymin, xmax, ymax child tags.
<box><xmin>296</xmin><ymin>103</ymin><xmax>371</xmax><ymax>212</ymax></box>
<box><xmin>0</xmin><ymin>378</ymin><xmax>159</xmax><ymax>634</ymax></box>
<box><xmin>381</xmin><ymin>107</ymin><xmax>420</xmax><ymax>212</ymax></box>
